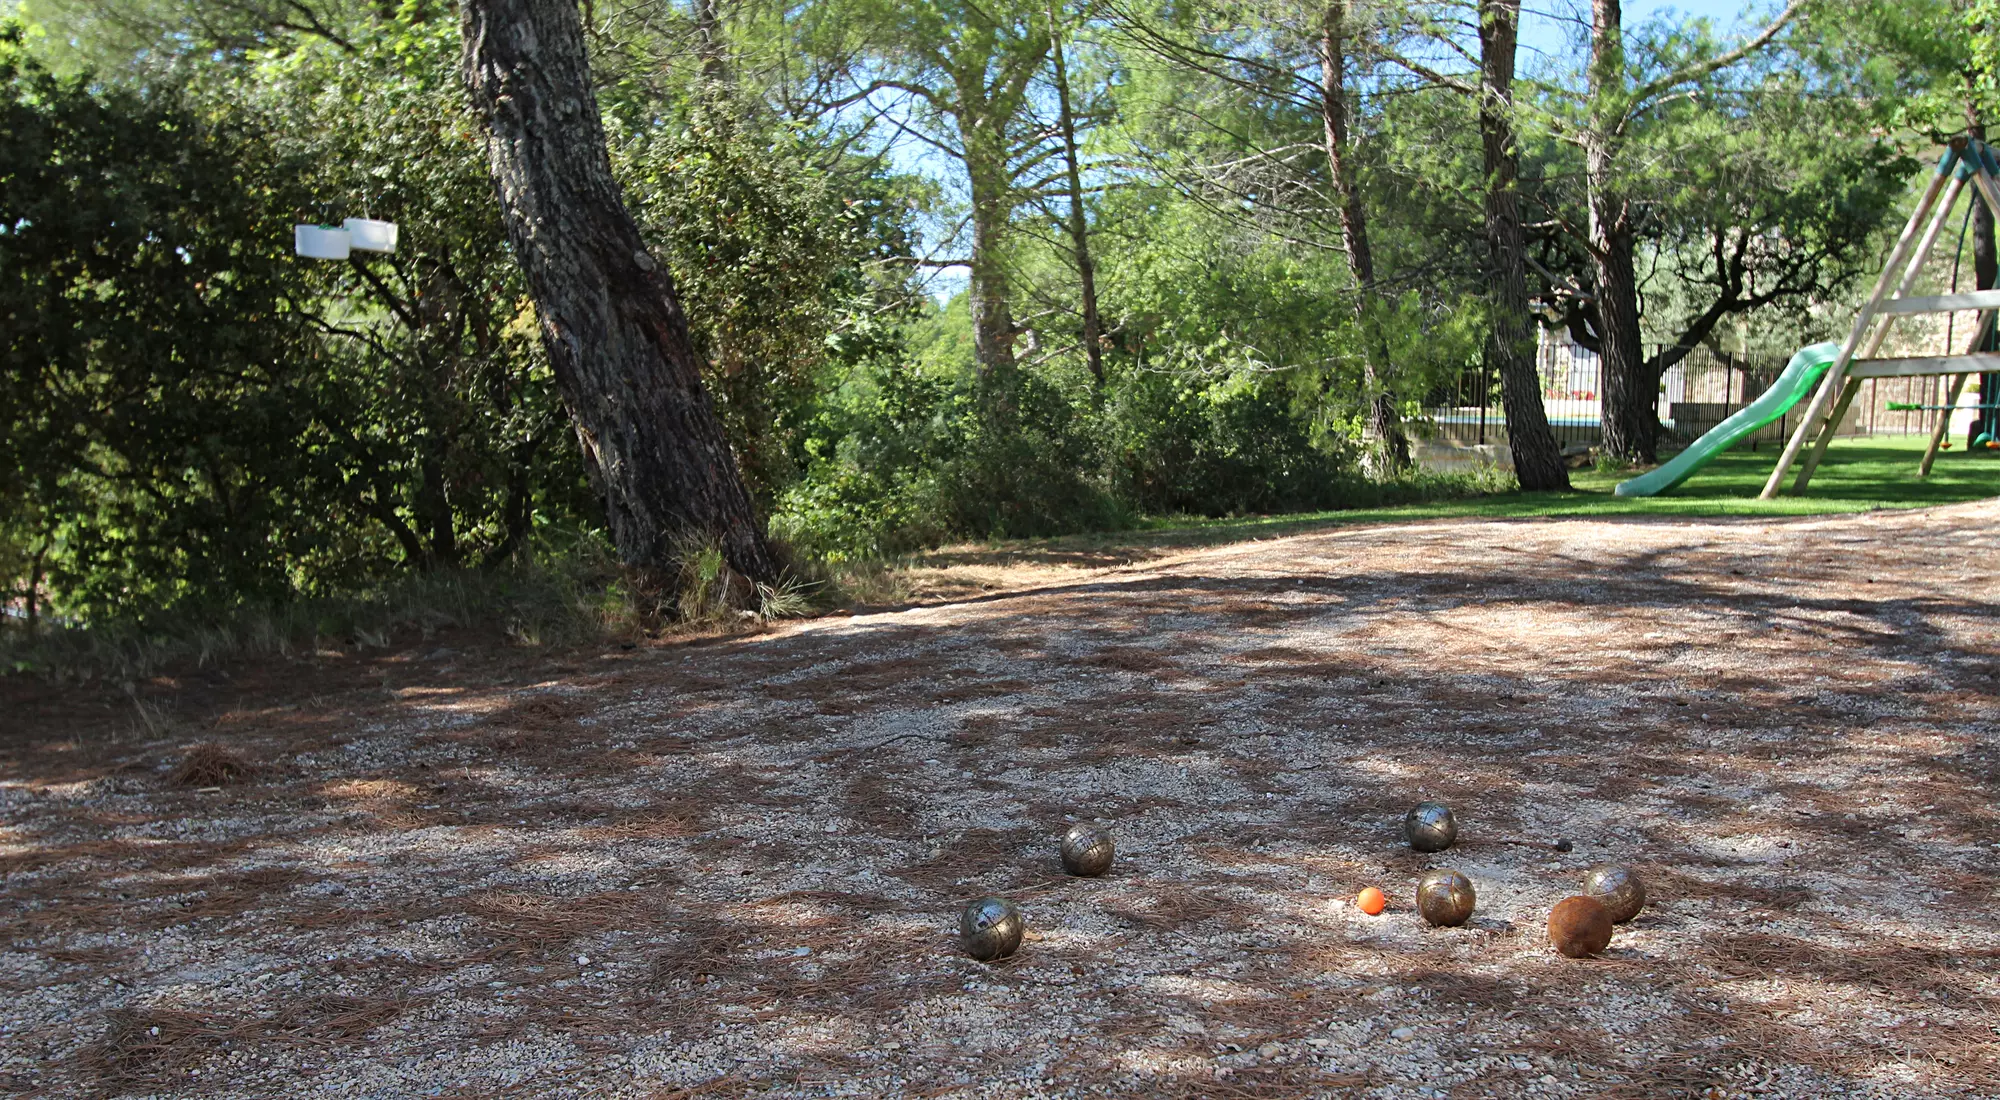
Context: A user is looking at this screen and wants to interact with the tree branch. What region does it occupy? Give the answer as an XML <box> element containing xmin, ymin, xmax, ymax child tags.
<box><xmin>1626</xmin><ymin>0</ymin><xmax>1805</xmax><ymax>115</ymax></box>
<box><xmin>1382</xmin><ymin>51</ymin><xmax>1477</xmax><ymax>96</ymax></box>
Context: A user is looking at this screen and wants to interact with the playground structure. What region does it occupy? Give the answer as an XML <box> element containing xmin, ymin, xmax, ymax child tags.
<box><xmin>1760</xmin><ymin>138</ymin><xmax>2000</xmax><ymax>498</ymax></box>
<box><xmin>1617</xmin><ymin>138</ymin><xmax>2000</xmax><ymax>498</ymax></box>
<box><xmin>1612</xmin><ymin>342</ymin><xmax>1842</xmax><ymax>497</ymax></box>
<box><xmin>1883</xmin><ymin>398</ymin><xmax>2000</xmax><ymax>448</ymax></box>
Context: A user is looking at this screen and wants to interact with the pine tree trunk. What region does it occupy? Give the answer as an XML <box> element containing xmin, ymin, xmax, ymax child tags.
<box><xmin>24</xmin><ymin>535</ymin><xmax>46</xmax><ymax>639</ymax></box>
<box><xmin>1478</xmin><ymin>0</ymin><xmax>1568</xmax><ymax>490</ymax></box>
<box><xmin>1590</xmin><ymin>194</ymin><xmax>1655</xmax><ymax>461</ymax></box>
<box><xmin>1049</xmin><ymin>1</ymin><xmax>1104</xmax><ymax>392</ymax></box>
<box><xmin>694</xmin><ymin>0</ymin><xmax>729</xmax><ymax>90</ymax></box>
<box><xmin>966</xmin><ymin>140</ymin><xmax>1018</xmax><ymax>385</ymax></box>
<box><xmin>1587</xmin><ymin>0</ymin><xmax>1657</xmax><ymax>463</ymax></box>
<box><xmin>1319</xmin><ymin>2</ymin><xmax>1408</xmax><ymax>472</ymax></box>
<box><xmin>459</xmin><ymin>0</ymin><xmax>779</xmax><ymax>585</ymax></box>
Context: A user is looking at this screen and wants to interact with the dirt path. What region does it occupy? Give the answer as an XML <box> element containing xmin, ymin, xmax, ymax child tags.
<box><xmin>5</xmin><ymin>504</ymin><xmax>1999</xmax><ymax>1098</ymax></box>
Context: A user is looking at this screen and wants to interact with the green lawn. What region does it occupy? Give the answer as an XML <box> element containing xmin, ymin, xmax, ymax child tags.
<box><xmin>1562</xmin><ymin>433</ymin><xmax>2000</xmax><ymax>511</ymax></box>
<box><xmin>946</xmin><ymin>435</ymin><xmax>2000</xmax><ymax>562</ymax></box>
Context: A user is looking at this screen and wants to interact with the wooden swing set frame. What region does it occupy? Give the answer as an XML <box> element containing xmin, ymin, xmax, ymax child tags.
<box><xmin>1762</xmin><ymin>137</ymin><xmax>2000</xmax><ymax>497</ymax></box>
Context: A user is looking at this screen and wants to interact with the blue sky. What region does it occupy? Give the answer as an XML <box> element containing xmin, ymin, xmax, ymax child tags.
<box><xmin>1518</xmin><ymin>0</ymin><xmax>1778</xmax><ymax>60</ymax></box>
<box><xmin>1618</xmin><ymin>0</ymin><xmax>1765</xmax><ymax>23</ymax></box>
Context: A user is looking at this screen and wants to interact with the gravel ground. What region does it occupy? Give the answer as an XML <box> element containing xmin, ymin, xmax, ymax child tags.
<box><xmin>4</xmin><ymin>502</ymin><xmax>1999</xmax><ymax>1098</ymax></box>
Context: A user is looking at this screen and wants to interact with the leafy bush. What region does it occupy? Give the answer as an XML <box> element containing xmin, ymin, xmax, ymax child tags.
<box><xmin>772</xmin><ymin>341</ymin><xmax>1123</xmax><ymax>561</ymax></box>
<box><xmin>1105</xmin><ymin>369</ymin><xmax>1355</xmax><ymax>516</ymax></box>
<box><xmin>1</xmin><ymin>28</ymin><xmax>322</xmax><ymax>621</ymax></box>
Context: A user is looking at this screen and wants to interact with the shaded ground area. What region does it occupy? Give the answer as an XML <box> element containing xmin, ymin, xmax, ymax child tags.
<box><xmin>5</xmin><ymin>503</ymin><xmax>1999</xmax><ymax>1098</ymax></box>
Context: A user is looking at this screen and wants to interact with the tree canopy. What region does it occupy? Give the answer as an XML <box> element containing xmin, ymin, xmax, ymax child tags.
<box><xmin>1</xmin><ymin>0</ymin><xmax>1990</xmax><ymax>632</ymax></box>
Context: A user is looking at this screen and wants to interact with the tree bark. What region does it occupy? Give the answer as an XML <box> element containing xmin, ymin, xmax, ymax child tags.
<box><xmin>1049</xmin><ymin>0</ymin><xmax>1104</xmax><ymax>392</ymax></box>
<box><xmin>1318</xmin><ymin>2</ymin><xmax>1408</xmax><ymax>472</ymax></box>
<box><xmin>1478</xmin><ymin>0</ymin><xmax>1568</xmax><ymax>490</ymax></box>
<box><xmin>1592</xmin><ymin>209</ymin><xmax>1654</xmax><ymax>460</ymax></box>
<box><xmin>694</xmin><ymin>0</ymin><xmax>729</xmax><ymax>91</ymax></box>
<box><xmin>459</xmin><ymin>0</ymin><xmax>778</xmax><ymax>585</ymax></box>
<box><xmin>25</xmin><ymin>533</ymin><xmax>47</xmax><ymax>638</ymax></box>
<box><xmin>1586</xmin><ymin>0</ymin><xmax>1657</xmax><ymax>462</ymax></box>
<box><xmin>965</xmin><ymin>131</ymin><xmax>1019</xmax><ymax>385</ymax></box>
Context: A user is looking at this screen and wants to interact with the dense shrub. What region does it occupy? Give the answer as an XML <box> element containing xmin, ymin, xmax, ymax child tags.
<box><xmin>771</xmin><ymin>354</ymin><xmax>1122</xmax><ymax>560</ymax></box>
<box><xmin>1105</xmin><ymin>370</ymin><xmax>1355</xmax><ymax>516</ymax></box>
<box><xmin>1</xmin><ymin>30</ymin><xmax>322</xmax><ymax>621</ymax></box>
<box><xmin>771</xmin><ymin>325</ymin><xmax>1398</xmax><ymax>559</ymax></box>
<box><xmin>0</xmin><ymin>16</ymin><xmax>906</xmax><ymax>628</ymax></box>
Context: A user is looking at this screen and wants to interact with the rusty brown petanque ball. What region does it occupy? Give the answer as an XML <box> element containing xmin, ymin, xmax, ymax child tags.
<box><xmin>959</xmin><ymin>896</ymin><xmax>1024</xmax><ymax>962</ymax></box>
<box><xmin>1548</xmin><ymin>895</ymin><xmax>1615</xmax><ymax>958</ymax></box>
<box><xmin>1415</xmin><ymin>869</ymin><xmax>1477</xmax><ymax>927</ymax></box>
<box><xmin>1581</xmin><ymin>864</ymin><xmax>1647</xmax><ymax>924</ymax></box>
<box><xmin>1060</xmin><ymin>822</ymin><xmax>1115</xmax><ymax>877</ymax></box>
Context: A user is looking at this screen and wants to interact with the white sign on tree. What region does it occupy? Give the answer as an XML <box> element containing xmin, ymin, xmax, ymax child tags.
<box><xmin>293</xmin><ymin>218</ymin><xmax>397</xmax><ymax>259</ymax></box>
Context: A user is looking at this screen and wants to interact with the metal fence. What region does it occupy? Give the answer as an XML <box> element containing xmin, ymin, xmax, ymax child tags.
<box><xmin>1415</xmin><ymin>339</ymin><xmax>1965</xmax><ymax>454</ymax></box>
<box><xmin>1414</xmin><ymin>340</ymin><xmax>1669</xmax><ymax>451</ymax></box>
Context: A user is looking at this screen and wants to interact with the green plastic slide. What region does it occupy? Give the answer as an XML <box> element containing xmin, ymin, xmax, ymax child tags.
<box><xmin>1613</xmin><ymin>341</ymin><xmax>1842</xmax><ymax>497</ymax></box>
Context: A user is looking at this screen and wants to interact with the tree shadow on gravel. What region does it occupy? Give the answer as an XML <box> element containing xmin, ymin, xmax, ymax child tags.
<box><xmin>7</xmin><ymin>509</ymin><xmax>2000</xmax><ymax>1097</ymax></box>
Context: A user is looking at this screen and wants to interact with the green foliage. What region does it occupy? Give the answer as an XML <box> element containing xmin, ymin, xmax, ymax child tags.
<box><xmin>609</xmin><ymin>107</ymin><xmax>903</xmax><ymax>503</ymax></box>
<box><xmin>3</xmin><ymin>0</ymin><xmax>1964</xmax><ymax>659</ymax></box>
<box><xmin>1628</xmin><ymin>66</ymin><xmax>1915</xmax><ymax>355</ymax></box>
<box><xmin>0</xmin><ymin>8</ymin><xmax>909</xmax><ymax>636</ymax></box>
<box><xmin>235</xmin><ymin>15</ymin><xmax>587</xmax><ymax>574</ymax></box>
<box><xmin>1103</xmin><ymin>369</ymin><xmax>1351</xmax><ymax>515</ymax></box>
<box><xmin>770</xmin><ymin>363</ymin><xmax>956</xmax><ymax>561</ymax></box>
<box><xmin>771</xmin><ymin>342</ymin><xmax>1122</xmax><ymax>561</ymax></box>
<box><xmin>1</xmin><ymin>26</ymin><xmax>323</xmax><ymax>619</ymax></box>
<box><xmin>0</xmin><ymin>14</ymin><xmax>594</xmax><ymax>630</ymax></box>
<box><xmin>1818</xmin><ymin>0</ymin><xmax>1999</xmax><ymax>140</ymax></box>
<box><xmin>772</xmin><ymin>230</ymin><xmax>1390</xmax><ymax>559</ymax></box>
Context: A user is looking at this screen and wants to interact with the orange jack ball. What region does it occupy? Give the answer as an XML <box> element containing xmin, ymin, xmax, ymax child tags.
<box><xmin>1356</xmin><ymin>887</ymin><xmax>1387</xmax><ymax>915</ymax></box>
<box><xmin>1548</xmin><ymin>895</ymin><xmax>1614</xmax><ymax>958</ymax></box>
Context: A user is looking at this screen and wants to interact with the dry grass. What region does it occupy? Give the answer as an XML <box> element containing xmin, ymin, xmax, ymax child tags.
<box><xmin>86</xmin><ymin>1007</ymin><xmax>251</xmax><ymax>1087</ymax></box>
<box><xmin>464</xmin><ymin>889</ymin><xmax>662</xmax><ymax>959</ymax></box>
<box><xmin>166</xmin><ymin>742</ymin><xmax>254</xmax><ymax>787</ymax></box>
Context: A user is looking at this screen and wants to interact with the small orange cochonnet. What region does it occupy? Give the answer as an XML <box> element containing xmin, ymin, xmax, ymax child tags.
<box><xmin>1356</xmin><ymin>887</ymin><xmax>1387</xmax><ymax>915</ymax></box>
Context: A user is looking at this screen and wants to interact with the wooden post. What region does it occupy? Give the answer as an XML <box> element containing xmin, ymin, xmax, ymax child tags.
<box><xmin>1967</xmin><ymin>161</ymin><xmax>2000</xmax><ymax>228</ymax></box>
<box><xmin>1805</xmin><ymin>377</ymin><xmax>1864</xmax><ymax>479</ymax></box>
<box><xmin>1765</xmin><ymin>164</ymin><xmax>1964</xmax><ymax>497</ymax></box>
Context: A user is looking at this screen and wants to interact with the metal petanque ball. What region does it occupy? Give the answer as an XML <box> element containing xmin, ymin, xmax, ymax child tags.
<box><xmin>1060</xmin><ymin>823</ymin><xmax>1115</xmax><ymax>877</ymax></box>
<box><xmin>1548</xmin><ymin>895</ymin><xmax>1614</xmax><ymax>958</ymax></box>
<box><xmin>1403</xmin><ymin>801</ymin><xmax>1458</xmax><ymax>853</ymax></box>
<box><xmin>1581</xmin><ymin>864</ymin><xmax>1647</xmax><ymax>924</ymax></box>
<box><xmin>1415</xmin><ymin>869</ymin><xmax>1477</xmax><ymax>927</ymax></box>
<box><xmin>959</xmin><ymin>896</ymin><xmax>1024</xmax><ymax>962</ymax></box>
